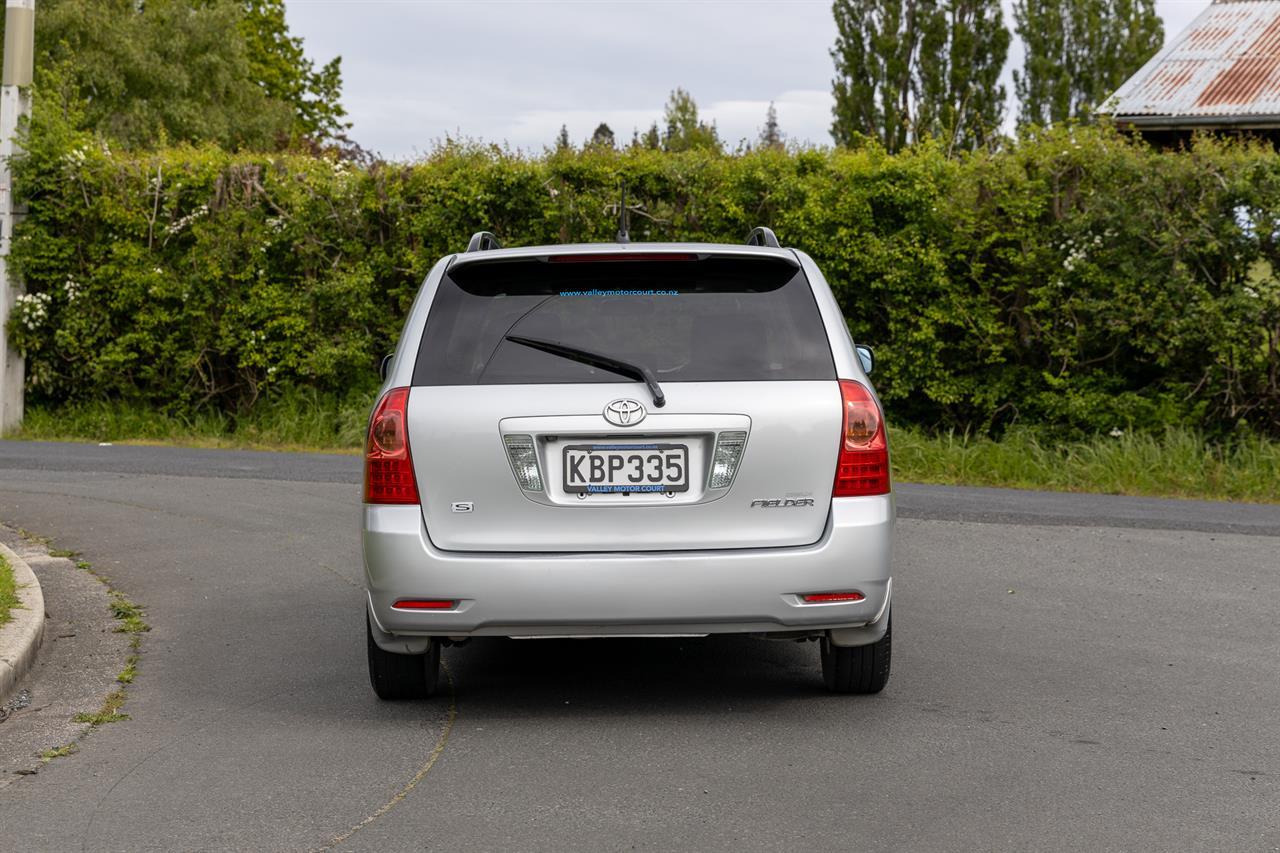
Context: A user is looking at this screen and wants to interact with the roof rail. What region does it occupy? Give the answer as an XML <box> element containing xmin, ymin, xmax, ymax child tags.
<box><xmin>745</xmin><ymin>226</ymin><xmax>780</xmax><ymax>248</ymax></box>
<box><xmin>466</xmin><ymin>231</ymin><xmax>503</xmax><ymax>253</ymax></box>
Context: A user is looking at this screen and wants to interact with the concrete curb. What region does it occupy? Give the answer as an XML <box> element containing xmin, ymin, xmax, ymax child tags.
<box><xmin>0</xmin><ymin>541</ymin><xmax>45</xmax><ymax>701</ymax></box>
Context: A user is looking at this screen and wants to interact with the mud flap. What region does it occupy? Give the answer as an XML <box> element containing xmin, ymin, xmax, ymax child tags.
<box><xmin>827</xmin><ymin>579</ymin><xmax>891</xmax><ymax>648</ymax></box>
<box><xmin>367</xmin><ymin>603</ymin><xmax>435</xmax><ymax>655</ymax></box>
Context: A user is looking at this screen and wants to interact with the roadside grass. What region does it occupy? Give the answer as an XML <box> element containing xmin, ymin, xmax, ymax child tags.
<box><xmin>73</xmin><ymin>690</ymin><xmax>129</xmax><ymax>726</ymax></box>
<box><xmin>891</xmin><ymin>426</ymin><xmax>1280</xmax><ymax>504</ymax></box>
<box><xmin>7</xmin><ymin>395</ymin><xmax>1280</xmax><ymax>503</ymax></box>
<box><xmin>117</xmin><ymin>654</ymin><xmax>139</xmax><ymax>685</ymax></box>
<box><xmin>0</xmin><ymin>530</ymin><xmax>150</xmax><ymax>772</ymax></box>
<box><xmin>40</xmin><ymin>744</ymin><xmax>77</xmax><ymax>762</ymax></box>
<box><xmin>9</xmin><ymin>388</ymin><xmax>368</xmax><ymax>454</ymax></box>
<box><xmin>0</xmin><ymin>551</ymin><xmax>18</xmax><ymax>628</ymax></box>
<box><xmin>108</xmin><ymin>591</ymin><xmax>151</xmax><ymax>635</ymax></box>
<box><xmin>67</xmin><ymin>574</ymin><xmax>147</xmax><ymax>728</ymax></box>
<box><xmin>15</xmin><ymin>535</ymin><xmax>152</xmax><ymax>734</ymax></box>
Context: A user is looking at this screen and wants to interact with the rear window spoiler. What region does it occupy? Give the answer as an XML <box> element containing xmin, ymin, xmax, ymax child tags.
<box><xmin>450</xmin><ymin>245</ymin><xmax>798</xmax><ymax>271</ymax></box>
<box><xmin>450</xmin><ymin>226</ymin><xmax>797</xmax><ymax>271</ymax></box>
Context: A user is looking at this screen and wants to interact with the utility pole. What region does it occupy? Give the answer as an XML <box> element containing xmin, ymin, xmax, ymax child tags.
<box><xmin>0</xmin><ymin>0</ymin><xmax>34</xmax><ymax>432</ymax></box>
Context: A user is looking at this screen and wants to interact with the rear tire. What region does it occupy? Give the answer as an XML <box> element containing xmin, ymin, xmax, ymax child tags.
<box><xmin>367</xmin><ymin>615</ymin><xmax>441</xmax><ymax>700</ymax></box>
<box><xmin>821</xmin><ymin>616</ymin><xmax>891</xmax><ymax>695</ymax></box>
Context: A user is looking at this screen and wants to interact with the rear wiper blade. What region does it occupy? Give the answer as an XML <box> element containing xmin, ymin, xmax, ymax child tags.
<box><xmin>503</xmin><ymin>335</ymin><xmax>666</xmax><ymax>408</ymax></box>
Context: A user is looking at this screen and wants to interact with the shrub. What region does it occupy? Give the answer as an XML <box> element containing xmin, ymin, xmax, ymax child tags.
<box><xmin>9</xmin><ymin>126</ymin><xmax>1280</xmax><ymax>437</ymax></box>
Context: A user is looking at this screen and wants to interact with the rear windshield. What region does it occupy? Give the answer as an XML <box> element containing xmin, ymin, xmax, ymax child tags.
<box><xmin>412</xmin><ymin>255</ymin><xmax>836</xmax><ymax>386</ymax></box>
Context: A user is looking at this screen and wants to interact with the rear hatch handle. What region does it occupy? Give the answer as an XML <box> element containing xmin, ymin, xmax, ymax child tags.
<box><xmin>503</xmin><ymin>335</ymin><xmax>666</xmax><ymax>408</ymax></box>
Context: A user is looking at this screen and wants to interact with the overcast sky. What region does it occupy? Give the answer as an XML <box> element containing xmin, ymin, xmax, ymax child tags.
<box><xmin>284</xmin><ymin>0</ymin><xmax>1210</xmax><ymax>160</ymax></box>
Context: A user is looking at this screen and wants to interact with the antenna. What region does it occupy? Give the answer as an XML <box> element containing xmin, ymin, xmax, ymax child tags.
<box><xmin>616</xmin><ymin>182</ymin><xmax>630</xmax><ymax>243</ymax></box>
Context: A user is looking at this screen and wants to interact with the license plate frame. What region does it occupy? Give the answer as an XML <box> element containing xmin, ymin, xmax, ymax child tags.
<box><xmin>562</xmin><ymin>443</ymin><xmax>690</xmax><ymax>495</ymax></box>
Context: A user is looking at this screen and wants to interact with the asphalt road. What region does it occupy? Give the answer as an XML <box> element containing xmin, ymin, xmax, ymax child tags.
<box><xmin>0</xmin><ymin>439</ymin><xmax>1277</xmax><ymax>852</ymax></box>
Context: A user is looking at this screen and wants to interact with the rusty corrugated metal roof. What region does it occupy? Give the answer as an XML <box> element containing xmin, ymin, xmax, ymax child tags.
<box><xmin>1105</xmin><ymin>0</ymin><xmax>1280</xmax><ymax>121</ymax></box>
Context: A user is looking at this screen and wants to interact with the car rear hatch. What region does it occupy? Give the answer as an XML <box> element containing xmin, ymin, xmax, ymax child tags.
<box><xmin>406</xmin><ymin>249</ymin><xmax>841</xmax><ymax>553</ymax></box>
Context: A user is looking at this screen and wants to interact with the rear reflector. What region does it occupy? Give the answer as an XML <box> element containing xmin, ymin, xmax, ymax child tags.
<box><xmin>547</xmin><ymin>253</ymin><xmax>698</xmax><ymax>263</ymax></box>
<box><xmin>708</xmin><ymin>430</ymin><xmax>748</xmax><ymax>489</ymax></box>
<box><xmin>833</xmin><ymin>380</ymin><xmax>890</xmax><ymax>497</ymax></box>
<box><xmin>364</xmin><ymin>387</ymin><xmax>420</xmax><ymax>504</ymax></box>
<box><xmin>801</xmin><ymin>592</ymin><xmax>865</xmax><ymax>603</ymax></box>
<box><xmin>392</xmin><ymin>599</ymin><xmax>456</xmax><ymax>610</ymax></box>
<box><xmin>504</xmin><ymin>434</ymin><xmax>545</xmax><ymax>492</ymax></box>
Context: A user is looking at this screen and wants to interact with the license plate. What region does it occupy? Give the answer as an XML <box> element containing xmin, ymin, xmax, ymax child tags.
<box><xmin>563</xmin><ymin>444</ymin><xmax>689</xmax><ymax>494</ymax></box>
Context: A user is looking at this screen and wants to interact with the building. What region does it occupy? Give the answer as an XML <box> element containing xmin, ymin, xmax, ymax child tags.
<box><xmin>1105</xmin><ymin>0</ymin><xmax>1280</xmax><ymax>145</ymax></box>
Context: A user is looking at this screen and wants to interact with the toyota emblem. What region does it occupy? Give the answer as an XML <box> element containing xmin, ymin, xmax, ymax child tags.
<box><xmin>604</xmin><ymin>398</ymin><xmax>646</xmax><ymax>427</ymax></box>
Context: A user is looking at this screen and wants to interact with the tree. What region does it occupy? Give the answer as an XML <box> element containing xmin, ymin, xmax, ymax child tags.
<box><xmin>918</xmin><ymin>0</ymin><xmax>1010</xmax><ymax>150</ymax></box>
<box><xmin>33</xmin><ymin>0</ymin><xmax>293</xmax><ymax>150</ymax></box>
<box><xmin>1013</xmin><ymin>3</ymin><xmax>1071</xmax><ymax>126</ymax></box>
<box><xmin>758</xmin><ymin>102</ymin><xmax>784</xmax><ymax>149</ymax></box>
<box><xmin>830</xmin><ymin>0</ymin><xmax>1009</xmax><ymax>152</ymax></box>
<box><xmin>1014</xmin><ymin>0</ymin><xmax>1163</xmax><ymax>125</ymax></box>
<box><xmin>239</xmin><ymin>0</ymin><xmax>349</xmax><ymax>142</ymax></box>
<box><xmin>3</xmin><ymin>0</ymin><xmax>346</xmax><ymax>151</ymax></box>
<box><xmin>554</xmin><ymin>124</ymin><xmax>572</xmax><ymax>151</ymax></box>
<box><xmin>661</xmin><ymin>88</ymin><xmax>721</xmax><ymax>152</ymax></box>
<box><xmin>589</xmin><ymin>122</ymin><xmax>616</xmax><ymax>149</ymax></box>
<box><xmin>641</xmin><ymin>122</ymin><xmax>662</xmax><ymax>150</ymax></box>
<box><xmin>830</xmin><ymin>0</ymin><xmax>918</xmax><ymax>151</ymax></box>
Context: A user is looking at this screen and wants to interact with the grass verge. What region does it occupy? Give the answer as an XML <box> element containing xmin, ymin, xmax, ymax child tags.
<box><xmin>9</xmin><ymin>388</ymin><xmax>369</xmax><ymax>454</ymax></box>
<box><xmin>0</xmin><ymin>551</ymin><xmax>18</xmax><ymax>628</ymax></box>
<box><xmin>891</xmin><ymin>426</ymin><xmax>1280</xmax><ymax>504</ymax></box>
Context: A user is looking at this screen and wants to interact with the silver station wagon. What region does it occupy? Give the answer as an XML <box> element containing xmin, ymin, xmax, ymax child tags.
<box><xmin>363</xmin><ymin>227</ymin><xmax>894</xmax><ymax>698</ymax></box>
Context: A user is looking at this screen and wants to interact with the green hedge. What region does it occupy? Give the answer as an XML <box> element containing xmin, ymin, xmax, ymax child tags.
<box><xmin>9</xmin><ymin>126</ymin><xmax>1280</xmax><ymax>437</ymax></box>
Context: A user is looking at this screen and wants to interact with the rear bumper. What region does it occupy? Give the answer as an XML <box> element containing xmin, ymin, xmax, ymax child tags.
<box><xmin>363</xmin><ymin>496</ymin><xmax>894</xmax><ymax>644</ymax></box>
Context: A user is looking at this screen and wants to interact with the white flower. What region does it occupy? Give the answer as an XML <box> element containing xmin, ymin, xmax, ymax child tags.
<box><xmin>1062</xmin><ymin>244</ymin><xmax>1088</xmax><ymax>272</ymax></box>
<box><xmin>165</xmin><ymin>204</ymin><xmax>210</xmax><ymax>236</ymax></box>
<box><xmin>14</xmin><ymin>291</ymin><xmax>52</xmax><ymax>331</ymax></box>
<box><xmin>62</xmin><ymin>146</ymin><xmax>88</xmax><ymax>167</ymax></box>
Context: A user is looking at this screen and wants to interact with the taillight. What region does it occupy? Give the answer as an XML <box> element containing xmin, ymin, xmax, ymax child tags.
<box><xmin>833</xmin><ymin>380</ymin><xmax>890</xmax><ymax>497</ymax></box>
<box><xmin>364</xmin><ymin>387</ymin><xmax>420</xmax><ymax>504</ymax></box>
